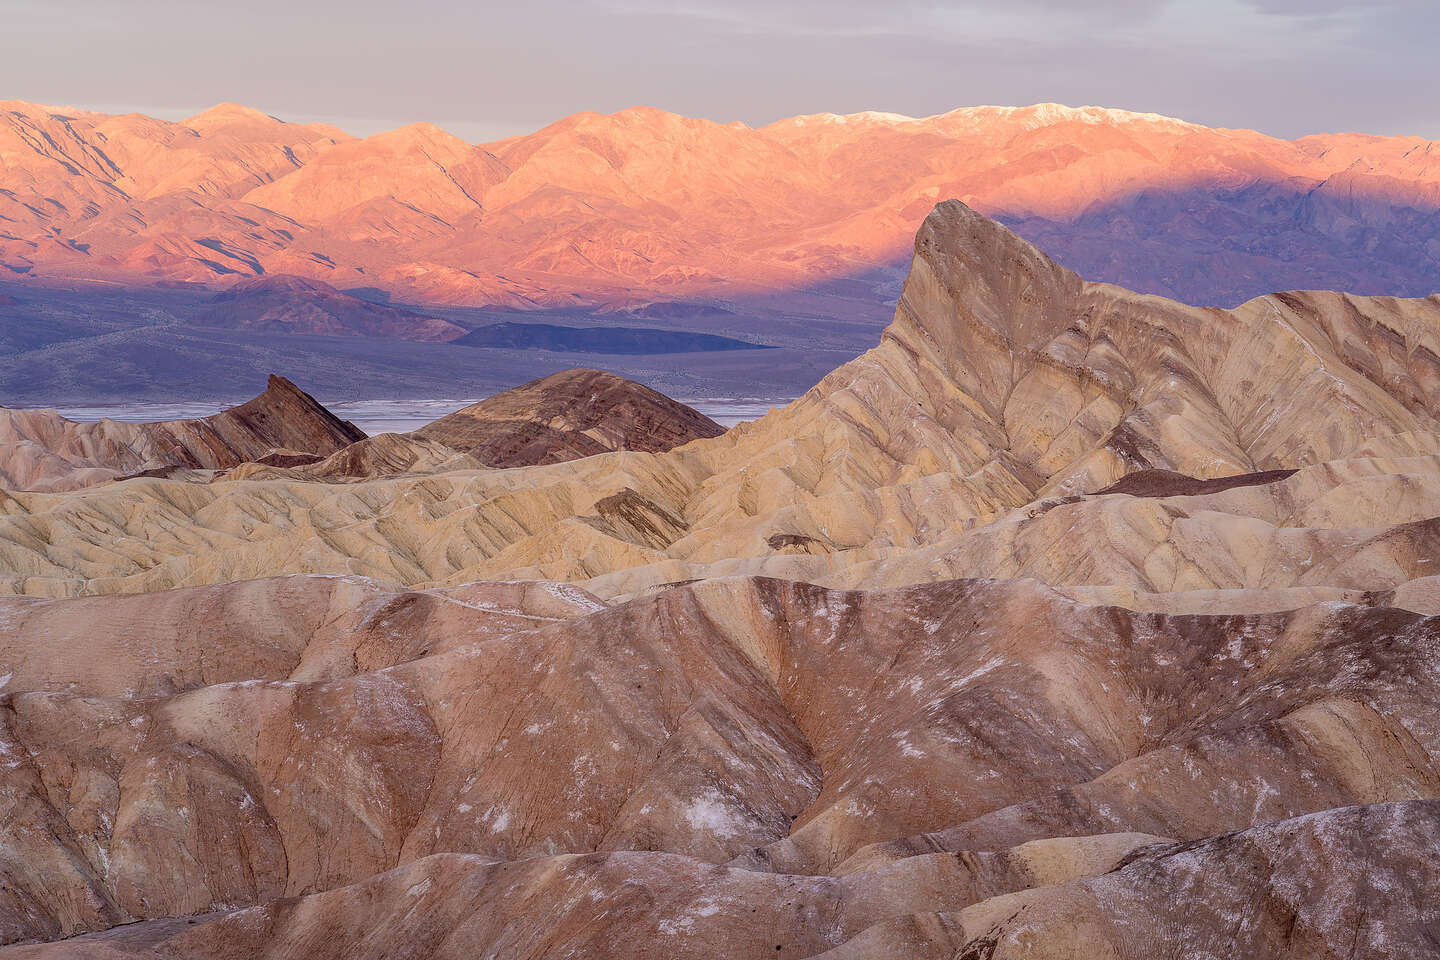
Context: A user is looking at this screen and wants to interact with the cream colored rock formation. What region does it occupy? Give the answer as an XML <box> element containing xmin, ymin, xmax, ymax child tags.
<box><xmin>1</xmin><ymin>202</ymin><xmax>1438</xmax><ymax>610</ymax></box>
<box><xmin>3</xmin><ymin>203</ymin><xmax>1440</xmax><ymax>956</ymax></box>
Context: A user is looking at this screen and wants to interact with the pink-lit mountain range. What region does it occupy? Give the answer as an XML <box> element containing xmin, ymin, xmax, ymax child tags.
<box><xmin>2</xmin><ymin>99</ymin><xmax>1437</xmax><ymax>309</ymax></box>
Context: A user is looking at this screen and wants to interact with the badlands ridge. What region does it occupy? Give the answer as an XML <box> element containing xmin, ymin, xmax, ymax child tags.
<box><xmin>2</xmin><ymin>201</ymin><xmax>1438</xmax><ymax>609</ymax></box>
<box><xmin>0</xmin><ymin>369</ymin><xmax>723</xmax><ymax>493</ymax></box>
<box><xmin>1</xmin><ymin>203</ymin><xmax>1439</xmax><ymax>956</ymax></box>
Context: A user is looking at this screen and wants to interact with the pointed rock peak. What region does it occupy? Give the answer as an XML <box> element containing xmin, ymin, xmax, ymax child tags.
<box><xmin>905</xmin><ymin>199</ymin><xmax>1080</xmax><ymax>310</ymax></box>
<box><xmin>219</xmin><ymin>374</ymin><xmax>366</xmax><ymax>446</ymax></box>
<box><xmin>265</xmin><ymin>373</ymin><xmax>304</xmax><ymax>395</ymax></box>
<box><xmin>253</xmin><ymin>373</ymin><xmax>316</xmax><ymax>409</ymax></box>
<box><xmin>886</xmin><ymin>201</ymin><xmax>1084</xmax><ymax>412</ymax></box>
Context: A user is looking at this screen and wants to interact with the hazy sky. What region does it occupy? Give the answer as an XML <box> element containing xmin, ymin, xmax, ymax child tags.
<box><xmin>3</xmin><ymin>0</ymin><xmax>1435</xmax><ymax>142</ymax></box>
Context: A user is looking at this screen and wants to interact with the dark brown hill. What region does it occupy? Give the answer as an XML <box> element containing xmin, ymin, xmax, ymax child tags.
<box><xmin>413</xmin><ymin>368</ymin><xmax>725</xmax><ymax>466</ymax></box>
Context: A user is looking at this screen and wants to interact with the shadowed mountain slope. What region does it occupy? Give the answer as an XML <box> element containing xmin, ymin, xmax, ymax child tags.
<box><xmin>448</xmin><ymin>320</ymin><xmax>773</xmax><ymax>354</ymax></box>
<box><xmin>200</xmin><ymin>274</ymin><xmax>467</xmax><ymax>341</ymax></box>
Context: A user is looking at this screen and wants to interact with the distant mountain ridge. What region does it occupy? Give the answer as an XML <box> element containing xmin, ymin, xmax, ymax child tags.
<box><xmin>1</xmin><ymin>98</ymin><xmax>1437</xmax><ymax>309</ymax></box>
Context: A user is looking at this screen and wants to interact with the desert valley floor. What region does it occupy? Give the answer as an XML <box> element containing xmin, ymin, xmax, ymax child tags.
<box><xmin>2</xmin><ymin>202</ymin><xmax>1439</xmax><ymax>957</ymax></box>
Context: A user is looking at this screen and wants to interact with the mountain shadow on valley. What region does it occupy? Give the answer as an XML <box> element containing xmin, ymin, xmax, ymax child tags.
<box><xmin>449</xmin><ymin>321</ymin><xmax>775</xmax><ymax>354</ymax></box>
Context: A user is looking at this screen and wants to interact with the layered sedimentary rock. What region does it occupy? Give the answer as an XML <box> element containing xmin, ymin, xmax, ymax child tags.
<box><xmin>224</xmin><ymin>432</ymin><xmax>482</xmax><ymax>483</ymax></box>
<box><xmin>3</xmin><ymin>202</ymin><xmax>1440</xmax><ymax>957</ymax></box>
<box><xmin>412</xmin><ymin>368</ymin><xmax>726</xmax><ymax>466</ymax></box>
<box><xmin>0</xmin><ymin>375</ymin><xmax>364</xmax><ymax>492</ymax></box>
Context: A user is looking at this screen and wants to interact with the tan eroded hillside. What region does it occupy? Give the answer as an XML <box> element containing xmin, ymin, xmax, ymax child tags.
<box><xmin>2</xmin><ymin>202</ymin><xmax>1438</xmax><ymax>609</ymax></box>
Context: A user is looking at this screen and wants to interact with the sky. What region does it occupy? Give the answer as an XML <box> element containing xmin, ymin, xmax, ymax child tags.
<box><xmin>2</xmin><ymin>0</ymin><xmax>1435</xmax><ymax>143</ymax></box>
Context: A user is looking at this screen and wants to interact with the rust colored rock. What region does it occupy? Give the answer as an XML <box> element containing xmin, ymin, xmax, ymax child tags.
<box><xmin>207</xmin><ymin>374</ymin><xmax>366</xmax><ymax>459</ymax></box>
<box><xmin>2</xmin><ymin>575</ymin><xmax>1439</xmax><ymax>955</ymax></box>
<box><xmin>12</xmin><ymin>804</ymin><xmax>1438</xmax><ymax>959</ymax></box>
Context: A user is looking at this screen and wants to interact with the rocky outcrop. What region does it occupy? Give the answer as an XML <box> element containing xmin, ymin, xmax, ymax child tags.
<box><xmin>1091</xmin><ymin>467</ymin><xmax>1298</xmax><ymax>497</ymax></box>
<box><xmin>219</xmin><ymin>367</ymin><xmax>728</xmax><ymax>482</ymax></box>
<box><xmin>0</xmin><ymin>375</ymin><xmax>364</xmax><ymax>491</ymax></box>
<box><xmin>412</xmin><ymin>368</ymin><xmax>726</xmax><ymax>466</ymax></box>
<box><xmin>225</xmin><ymin>432</ymin><xmax>480</xmax><ymax>483</ymax></box>
<box><xmin>0</xmin><ymin>369</ymin><xmax>728</xmax><ymax>491</ymax></box>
